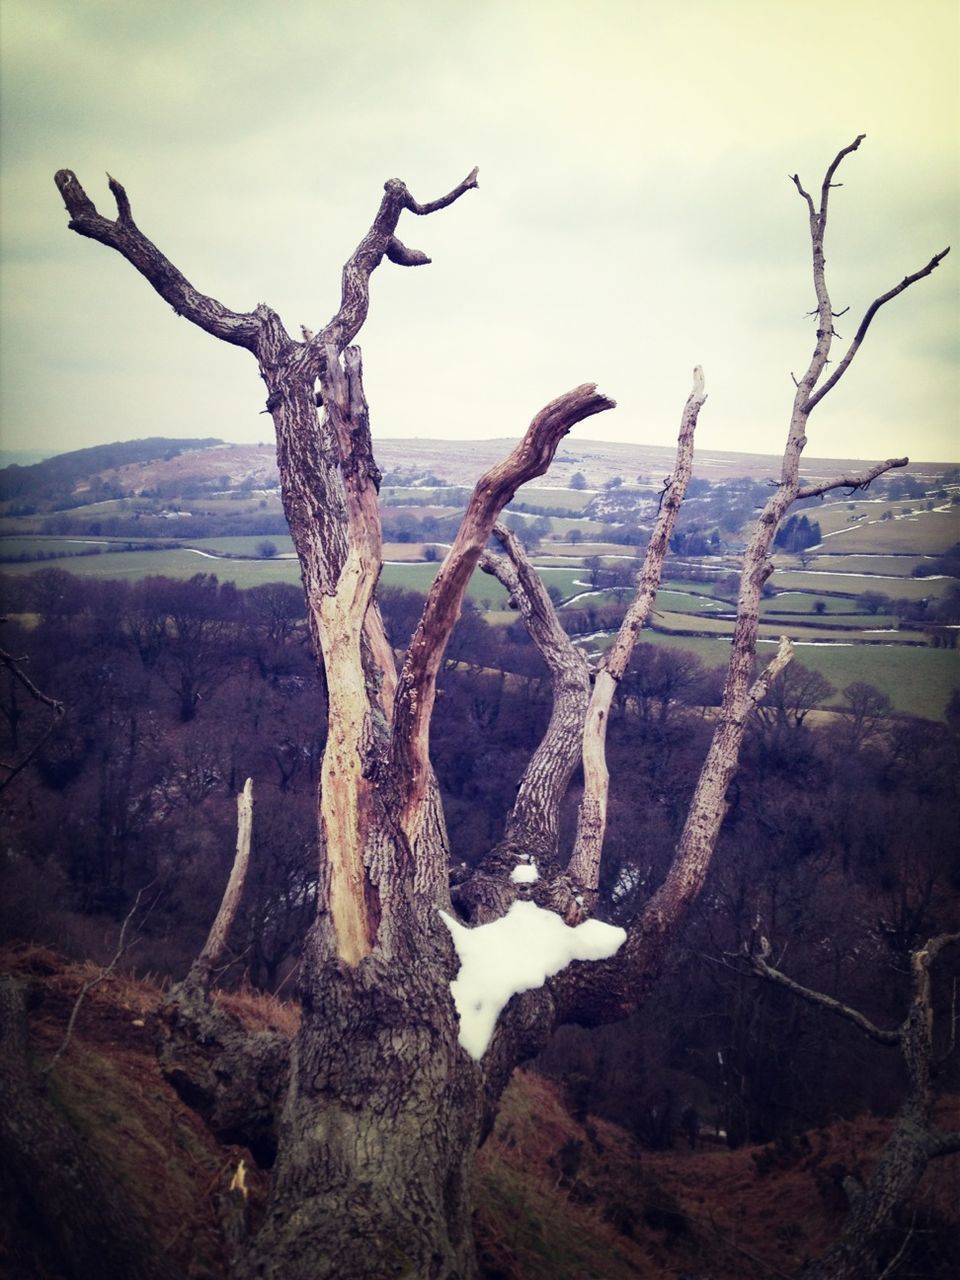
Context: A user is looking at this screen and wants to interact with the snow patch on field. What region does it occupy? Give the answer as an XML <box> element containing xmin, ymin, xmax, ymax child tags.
<box><xmin>440</xmin><ymin>901</ymin><xmax>626</xmax><ymax>1059</ymax></box>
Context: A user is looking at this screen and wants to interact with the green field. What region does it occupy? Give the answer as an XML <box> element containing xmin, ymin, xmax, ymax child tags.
<box><xmin>580</xmin><ymin>629</ymin><xmax>958</xmax><ymax>721</ymax></box>
<box><xmin>802</xmin><ymin>554</ymin><xmax>932</xmax><ymax>577</ymax></box>
<box><xmin>770</xmin><ymin>570</ymin><xmax>955</xmax><ymax>599</ymax></box>
<box><xmin>817</xmin><ymin>509</ymin><xmax>958</xmax><ymax>554</ymax></box>
<box><xmin>761</xmin><ymin>591</ymin><xmax>862</xmax><ymax>614</ymax></box>
<box><xmin>514</xmin><ymin>487</ymin><xmax>596</xmax><ymax>513</ymax></box>
<box><xmin>0</xmin><ymin>536</ymin><xmax>118</xmax><ymax>558</ymax></box>
<box><xmin>187</xmin><ymin>535</ymin><xmax>296</xmax><ymax>556</ymax></box>
<box><xmin>0</xmin><ymin>547</ymin><xmax>303</xmax><ymax>587</ymax></box>
<box><xmin>542</xmin><ymin>517</ymin><xmax>609</xmax><ymax>537</ymax></box>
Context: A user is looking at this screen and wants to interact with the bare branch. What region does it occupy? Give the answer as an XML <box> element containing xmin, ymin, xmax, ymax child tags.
<box><xmin>391</xmin><ymin>384</ymin><xmax>615</xmax><ymax>847</ymax></box>
<box><xmin>804</xmin><ymin>247</ymin><xmax>951</xmax><ymax>413</ymax></box>
<box><xmin>568</xmin><ymin>367</ymin><xmax>706</xmax><ymax>893</ymax></box>
<box><xmin>479</xmin><ymin>524</ymin><xmax>591</xmax><ymax>858</ymax></box>
<box><xmin>749</xmin><ymin>941</ymin><xmax>900</xmax><ymax>1045</ymax></box>
<box><xmin>818</xmin><ymin>134</ymin><xmax>866</xmax><ymax>218</ymax></box>
<box><xmin>54</xmin><ymin>170</ymin><xmax>264</xmax><ymax>350</ymax></box>
<box><xmin>45</xmin><ymin>879</ymin><xmax>160</xmax><ymax>1073</ymax></box>
<box><xmin>746</xmin><ymin>635</ymin><xmax>794</xmax><ymax>704</ymax></box>
<box><xmin>303</xmin><ymin>168</ymin><xmax>479</xmax><ymax>369</ymax></box>
<box><xmin>0</xmin><ymin>646</ymin><xmax>65</xmax><ymax>793</ymax></box>
<box><xmin>194</xmin><ymin>780</ymin><xmax>255</xmax><ymax>987</ymax></box>
<box><xmin>795</xmin><ymin>456</ymin><xmax>907</xmax><ymax>500</ymax></box>
<box><xmin>0</xmin><ymin>646</ymin><xmax>64</xmax><ymax>715</ymax></box>
<box><xmin>928</xmin><ymin>1132</ymin><xmax>960</xmax><ymax>1158</ymax></box>
<box><xmin>404</xmin><ymin>166</ymin><xmax>479</xmax><ymax>214</ymax></box>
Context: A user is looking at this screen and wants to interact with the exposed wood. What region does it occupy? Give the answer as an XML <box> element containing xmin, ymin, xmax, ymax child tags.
<box><xmin>53</xmin><ymin>141</ymin><xmax>949</xmax><ymax>1280</ymax></box>
<box><xmin>196</xmin><ymin>779</ymin><xmax>255</xmax><ymax>983</ymax></box>
<box><xmin>481</xmin><ymin>523</ymin><xmax>591</xmax><ymax>859</ymax></box>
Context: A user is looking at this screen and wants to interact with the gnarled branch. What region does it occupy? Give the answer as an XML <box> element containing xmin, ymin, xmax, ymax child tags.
<box><xmin>300</xmin><ymin>168</ymin><xmax>479</xmax><ymax>375</ymax></box>
<box><xmin>795</xmin><ymin>456</ymin><xmax>908</xmax><ymax>500</ymax></box>
<box><xmin>480</xmin><ymin>525</ymin><xmax>591</xmax><ymax>860</ymax></box>
<box><xmin>748</xmin><ymin>937</ymin><xmax>900</xmax><ymax>1045</ymax></box>
<box><xmin>391</xmin><ymin>384</ymin><xmax>615</xmax><ymax>850</ymax></box>
<box><xmin>54</xmin><ymin>170</ymin><xmax>266</xmax><ymax>350</ymax></box>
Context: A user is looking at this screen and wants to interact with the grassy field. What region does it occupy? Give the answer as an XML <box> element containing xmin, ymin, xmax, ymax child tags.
<box><xmin>513</xmin><ymin>487</ymin><xmax>596</xmax><ymax>513</ymax></box>
<box><xmin>187</xmin><ymin>535</ymin><xmax>296</xmax><ymax>556</ymax></box>
<box><xmin>0</xmin><ymin>536</ymin><xmax>118</xmax><ymax>558</ymax></box>
<box><xmin>817</xmin><ymin>509</ymin><xmax>958</xmax><ymax>554</ymax></box>
<box><xmin>541</xmin><ymin>517</ymin><xmax>610</xmax><ymax>537</ymax></box>
<box><xmin>0</xmin><ymin>547</ymin><xmax>303</xmax><ymax>587</ymax></box>
<box><xmin>770</xmin><ymin>570</ymin><xmax>955</xmax><ymax>599</ymax></box>
<box><xmin>581</xmin><ymin>628</ymin><xmax>957</xmax><ymax>721</ymax></box>
<box><xmin>803</xmin><ymin>554</ymin><xmax>932</xmax><ymax>577</ymax></box>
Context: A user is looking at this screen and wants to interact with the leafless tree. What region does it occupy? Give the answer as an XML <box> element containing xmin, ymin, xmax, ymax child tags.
<box><xmin>49</xmin><ymin>136</ymin><xmax>947</xmax><ymax>1277</ymax></box>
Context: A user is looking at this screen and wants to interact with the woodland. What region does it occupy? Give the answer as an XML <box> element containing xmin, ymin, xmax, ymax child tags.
<box><xmin>0</xmin><ymin>137</ymin><xmax>958</xmax><ymax>1280</ymax></box>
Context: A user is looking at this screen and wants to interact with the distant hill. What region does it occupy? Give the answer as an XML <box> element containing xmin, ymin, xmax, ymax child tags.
<box><xmin>2</xmin><ymin>433</ymin><xmax>956</xmax><ymax>514</ymax></box>
<box><xmin>0</xmin><ymin>437</ymin><xmax>223</xmax><ymax>507</ymax></box>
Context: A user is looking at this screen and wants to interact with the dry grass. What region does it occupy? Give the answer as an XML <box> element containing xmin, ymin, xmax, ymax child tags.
<box><xmin>4</xmin><ymin>950</ymin><xmax>957</xmax><ymax>1280</ymax></box>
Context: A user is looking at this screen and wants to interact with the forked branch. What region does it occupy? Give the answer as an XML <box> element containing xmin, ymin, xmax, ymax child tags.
<box><xmin>54</xmin><ymin>170</ymin><xmax>265</xmax><ymax>349</ymax></box>
<box><xmin>301</xmin><ymin>167</ymin><xmax>479</xmax><ymax>372</ymax></box>
<box><xmin>804</xmin><ymin>247</ymin><xmax>950</xmax><ymax>413</ymax></box>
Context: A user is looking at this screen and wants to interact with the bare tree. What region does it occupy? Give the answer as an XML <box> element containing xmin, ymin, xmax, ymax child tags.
<box><xmin>52</xmin><ymin>137</ymin><xmax>947</xmax><ymax>1277</ymax></box>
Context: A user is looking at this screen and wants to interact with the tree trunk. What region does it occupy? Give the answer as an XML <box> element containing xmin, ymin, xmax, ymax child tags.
<box><xmin>250</xmin><ymin>925</ymin><xmax>481</xmax><ymax>1280</ymax></box>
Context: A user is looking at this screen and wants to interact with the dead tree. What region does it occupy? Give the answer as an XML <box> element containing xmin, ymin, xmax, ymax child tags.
<box><xmin>751</xmin><ymin>934</ymin><xmax>960</xmax><ymax>1280</ymax></box>
<box><xmin>52</xmin><ymin>137</ymin><xmax>947</xmax><ymax>1278</ymax></box>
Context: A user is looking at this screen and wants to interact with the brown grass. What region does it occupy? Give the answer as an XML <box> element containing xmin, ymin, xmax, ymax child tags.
<box><xmin>3</xmin><ymin>950</ymin><xmax>956</xmax><ymax>1280</ymax></box>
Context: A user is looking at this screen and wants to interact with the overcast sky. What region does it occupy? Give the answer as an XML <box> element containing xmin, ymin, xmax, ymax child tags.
<box><xmin>1</xmin><ymin>0</ymin><xmax>957</xmax><ymax>464</ymax></box>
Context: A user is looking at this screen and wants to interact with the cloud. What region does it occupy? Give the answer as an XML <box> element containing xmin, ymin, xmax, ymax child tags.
<box><xmin>1</xmin><ymin>0</ymin><xmax>956</xmax><ymax>461</ymax></box>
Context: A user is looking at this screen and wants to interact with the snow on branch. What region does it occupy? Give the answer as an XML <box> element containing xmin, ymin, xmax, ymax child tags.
<box><xmin>440</xmin><ymin>901</ymin><xmax>625</xmax><ymax>1059</ymax></box>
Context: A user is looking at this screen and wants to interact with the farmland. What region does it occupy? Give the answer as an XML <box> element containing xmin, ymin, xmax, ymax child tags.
<box><xmin>1</xmin><ymin>438</ymin><xmax>957</xmax><ymax>720</ymax></box>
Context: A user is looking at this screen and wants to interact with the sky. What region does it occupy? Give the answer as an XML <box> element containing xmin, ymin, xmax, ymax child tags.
<box><xmin>1</xmin><ymin>0</ymin><xmax>957</xmax><ymax>464</ymax></box>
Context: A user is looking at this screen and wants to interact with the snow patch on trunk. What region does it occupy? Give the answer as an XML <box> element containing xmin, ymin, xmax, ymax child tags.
<box><xmin>439</xmin><ymin>901</ymin><xmax>626</xmax><ymax>1060</ymax></box>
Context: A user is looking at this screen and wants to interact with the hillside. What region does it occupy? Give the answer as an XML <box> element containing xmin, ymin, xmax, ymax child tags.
<box><xmin>0</xmin><ymin>438</ymin><xmax>223</xmax><ymax>508</ymax></box>
<box><xmin>1</xmin><ymin>435</ymin><xmax>957</xmax><ymax>512</ymax></box>
<box><xmin>3</xmin><ymin>948</ymin><xmax>957</xmax><ymax>1280</ymax></box>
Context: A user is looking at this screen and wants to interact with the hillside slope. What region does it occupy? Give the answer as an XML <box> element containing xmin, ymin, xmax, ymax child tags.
<box><xmin>2</xmin><ymin>949</ymin><xmax>957</xmax><ymax>1280</ymax></box>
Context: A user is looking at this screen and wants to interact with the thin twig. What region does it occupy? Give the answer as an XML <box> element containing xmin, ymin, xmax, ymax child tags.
<box><xmin>44</xmin><ymin>880</ymin><xmax>159</xmax><ymax>1073</ymax></box>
